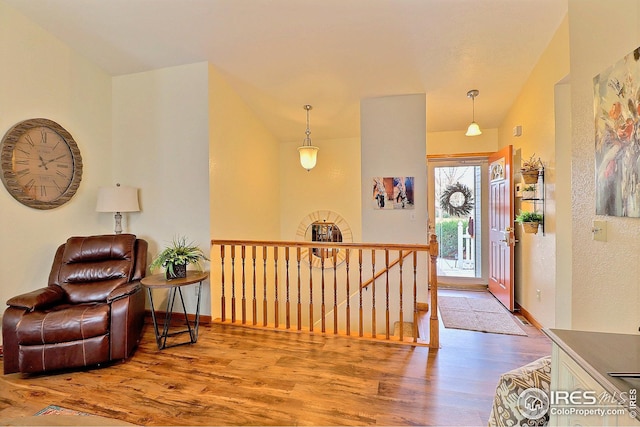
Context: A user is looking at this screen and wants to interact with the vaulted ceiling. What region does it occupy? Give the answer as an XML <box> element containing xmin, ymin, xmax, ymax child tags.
<box><xmin>4</xmin><ymin>0</ymin><xmax>568</xmax><ymax>141</ymax></box>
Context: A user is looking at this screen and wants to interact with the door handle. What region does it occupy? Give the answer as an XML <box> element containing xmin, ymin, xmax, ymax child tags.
<box><xmin>501</xmin><ymin>228</ymin><xmax>516</xmax><ymax>246</ymax></box>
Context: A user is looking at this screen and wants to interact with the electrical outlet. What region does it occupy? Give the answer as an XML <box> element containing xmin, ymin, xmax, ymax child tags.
<box><xmin>536</xmin><ymin>289</ymin><xmax>541</xmax><ymax>301</ymax></box>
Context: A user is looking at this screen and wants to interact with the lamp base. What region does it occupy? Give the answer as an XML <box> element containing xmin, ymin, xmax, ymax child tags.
<box><xmin>114</xmin><ymin>212</ymin><xmax>123</xmax><ymax>234</ymax></box>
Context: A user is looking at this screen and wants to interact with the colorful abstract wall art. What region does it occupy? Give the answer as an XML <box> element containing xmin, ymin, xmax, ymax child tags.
<box><xmin>594</xmin><ymin>46</ymin><xmax>640</xmax><ymax>217</ymax></box>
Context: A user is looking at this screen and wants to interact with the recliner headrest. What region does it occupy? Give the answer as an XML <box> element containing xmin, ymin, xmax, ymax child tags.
<box><xmin>62</xmin><ymin>234</ymin><xmax>136</xmax><ymax>264</ymax></box>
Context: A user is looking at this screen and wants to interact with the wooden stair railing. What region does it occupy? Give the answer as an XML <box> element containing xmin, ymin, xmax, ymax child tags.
<box><xmin>210</xmin><ymin>235</ymin><xmax>439</xmax><ymax>348</ymax></box>
<box><xmin>360</xmin><ymin>249</ymin><xmax>414</xmax><ymax>290</ymax></box>
<box><xmin>316</xmin><ymin>249</ymin><xmax>418</xmax><ymax>338</ymax></box>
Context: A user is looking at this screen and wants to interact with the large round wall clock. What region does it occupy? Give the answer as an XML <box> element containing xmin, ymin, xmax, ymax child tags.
<box><xmin>0</xmin><ymin>118</ymin><xmax>83</xmax><ymax>210</ymax></box>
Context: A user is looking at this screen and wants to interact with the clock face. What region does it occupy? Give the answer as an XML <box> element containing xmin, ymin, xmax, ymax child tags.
<box><xmin>1</xmin><ymin>119</ymin><xmax>82</xmax><ymax>209</ymax></box>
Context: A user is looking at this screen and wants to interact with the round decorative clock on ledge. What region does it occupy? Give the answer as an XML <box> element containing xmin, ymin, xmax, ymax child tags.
<box><xmin>296</xmin><ymin>210</ymin><xmax>353</xmax><ymax>269</ymax></box>
<box><xmin>0</xmin><ymin>118</ymin><xmax>83</xmax><ymax>210</ymax></box>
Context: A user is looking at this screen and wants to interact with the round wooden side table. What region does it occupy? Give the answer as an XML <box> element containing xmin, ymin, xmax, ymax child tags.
<box><xmin>141</xmin><ymin>270</ymin><xmax>208</xmax><ymax>350</ymax></box>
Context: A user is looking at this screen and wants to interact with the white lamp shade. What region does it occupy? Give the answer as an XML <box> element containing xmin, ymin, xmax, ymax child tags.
<box><xmin>96</xmin><ymin>186</ymin><xmax>140</xmax><ymax>212</ymax></box>
<box><xmin>298</xmin><ymin>146</ymin><xmax>319</xmax><ymax>171</ymax></box>
<box><xmin>465</xmin><ymin>121</ymin><xmax>482</xmax><ymax>137</ymax></box>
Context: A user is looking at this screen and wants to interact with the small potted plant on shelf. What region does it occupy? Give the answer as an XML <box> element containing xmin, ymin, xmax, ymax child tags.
<box><xmin>521</xmin><ymin>154</ymin><xmax>543</xmax><ymax>184</ymax></box>
<box><xmin>515</xmin><ymin>211</ymin><xmax>544</xmax><ymax>234</ymax></box>
<box><xmin>150</xmin><ymin>236</ymin><xmax>209</xmax><ymax>279</ymax></box>
<box><xmin>521</xmin><ymin>185</ymin><xmax>537</xmax><ymax>199</ymax></box>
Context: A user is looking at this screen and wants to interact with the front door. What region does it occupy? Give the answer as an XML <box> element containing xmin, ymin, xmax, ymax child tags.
<box><xmin>488</xmin><ymin>145</ymin><xmax>515</xmax><ymax>311</ymax></box>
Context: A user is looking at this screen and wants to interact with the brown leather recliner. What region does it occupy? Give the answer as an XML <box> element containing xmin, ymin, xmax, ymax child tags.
<box><xmin>2</xmin><ymin>234</ymin><xmax>148</xmax><ymax>375</ymax></box>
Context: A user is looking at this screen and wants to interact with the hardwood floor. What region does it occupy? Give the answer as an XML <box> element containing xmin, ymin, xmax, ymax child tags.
<box><xmin>0</xmin><ymin>290</ymin><xmax>551</xmax><ymax>426</ymax></box>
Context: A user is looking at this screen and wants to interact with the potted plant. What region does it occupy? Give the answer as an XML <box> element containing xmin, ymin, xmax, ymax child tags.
<box><xmin>515</xmin><ymin>211</ymin><xmax>544</xmax><ymax>234</ymax></box>
<box><xmin>521</xmin><ymin>185</ymin><xmax>537</xmax><ymax>199</ymax></box>
<box><xmin>150</xmin><ymin>236</ymin><xmax>209</xmax><ymax>279</ymax></box>
<box><xmin>521</xmin><ymin>154</ymin><xmax>543</xmax><ymax>184</ymax></box>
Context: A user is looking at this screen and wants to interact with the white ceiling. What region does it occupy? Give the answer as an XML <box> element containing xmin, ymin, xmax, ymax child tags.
<box><xmin>4</xmin><ymin>0</ymin><xmax>568</xmax><ymax>142</ymax></box>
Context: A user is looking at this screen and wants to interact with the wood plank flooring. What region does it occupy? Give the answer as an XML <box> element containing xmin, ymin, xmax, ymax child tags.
<box><xmin>0</xmin><ymin>290</ymin><xmax>551</xmax><ymax>426</ymax></box>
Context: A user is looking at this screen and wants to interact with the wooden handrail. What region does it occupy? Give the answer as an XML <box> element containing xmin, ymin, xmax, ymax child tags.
<box><xmin>212</xmin><ymin>239</ymin><xmax>431</xmax><ymax>251</ymax></box>
<box><xmin>211</xmin><ymin>236</ymin><xmax>439</xmax><ymax>348</ymax></box>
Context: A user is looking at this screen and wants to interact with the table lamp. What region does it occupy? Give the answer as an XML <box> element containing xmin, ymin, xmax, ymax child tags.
<box><xmin>96</xmin><ymin>183</ymin><xmax>140</xmax><ymax>234</ymax></box>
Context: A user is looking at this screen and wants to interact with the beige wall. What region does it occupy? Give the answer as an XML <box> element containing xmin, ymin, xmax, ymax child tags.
<box><xmin>112</xmin><ymin>62</ymin><xmax>211</xmax><ymax>314</ymax></box>
<box><xmin>569</xmin><ymin>0</ymin><xmax>640</xmax><ymax>333</ymax></box>
<box><xmin>361</xmin><ymin>94</ymin><xmax>428</xmax><ymax>244</ymax></box>
<box><xmin>0</xmin><ymin>2</ymin><xmax>112</xmax><ymax>322</ymax></box>
<box><xmin>279</xmin><ymin>137</ymin><xmax>362</xmax><ymax>242</ymax></box>
<box><xmin>208</xmin><ymin>65</ymin><xmax>281</xmax><ymax>320</ymax></box>
<box><xmin>360</xmin><ymin>94</ymin><xmax>429</xmax><ymax>309</ymax></box>
<box><xmin>497</xmin><ymin>16</ymin><xmax>570</xmax><ymax>327</ymax></box>
<box><xmin>554</xmin><ymin>82</ymin><xmax>572</xmax><ymax>329</ymax></box>
<box><xmin>209</xmin><ymin>65</ymin><xmax>281</xmax><ymax>241</ymax></box>
<box><xmin>427</xmin><ymin>129</ymin><xmax>499</xmax><ymax>156</ymax></box>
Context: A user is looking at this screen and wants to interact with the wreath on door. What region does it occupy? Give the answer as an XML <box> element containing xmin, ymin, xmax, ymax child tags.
<box><xmin>439</xmin><ymin>182</ymin><xmax>474</xmax><ymax>217</ymax></box>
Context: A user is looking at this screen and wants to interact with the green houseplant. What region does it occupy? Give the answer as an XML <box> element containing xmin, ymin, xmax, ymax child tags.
<box><xmin>515</xmin><ymin>211</ymin><xmax>543</xmax><ymax>234</ymax></box>
<box><xmin>150</xmin><ymin>236</ymin><xmax>209</xmax><ymax>279</ymax></box>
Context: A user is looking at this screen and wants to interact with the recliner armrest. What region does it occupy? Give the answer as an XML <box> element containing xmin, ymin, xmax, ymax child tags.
<box><xmin>107</xmin><ymin>281</ymin><xmax>142</xmax><ymax>302</ymax></box>
<box><xmin>6</xmin><ymin>286</ymin><xmax>66</xmax><ymax>311</ymax></box>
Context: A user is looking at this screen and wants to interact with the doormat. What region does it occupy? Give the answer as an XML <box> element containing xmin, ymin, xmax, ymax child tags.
<box><xmin>34</xmin><ymin>405</ymin><xmax>91</xmax><ymax>416</ymax></box>
<box><xmin>438</xmin><ymin>296</ymin><xmax>527</xmax><ymax>336</ymax></box>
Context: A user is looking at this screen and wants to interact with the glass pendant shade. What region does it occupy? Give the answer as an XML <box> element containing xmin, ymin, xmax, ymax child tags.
<box><xmin>465</xmin><ymin>121</ymin><xmax>482</xmax><ymax>136</ymax></box>
<box><xmin>298</xmin><ymin>145</ymin><xmax>319</xmax><ymax>171</ymax></box>
<box><xmin>298</xmin><ymin>104</ymin><xmax>318</xmax><ymax>171</ymax></box>
<box><xmin>465</xmin><ymin>89</ymin><xmax>482</xmax><ymax>137</ymax></box>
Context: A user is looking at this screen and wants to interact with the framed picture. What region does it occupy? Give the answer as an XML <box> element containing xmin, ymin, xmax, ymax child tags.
<box><xmin>594</xmin><ymin>46</ymin><xmax>640</xmax><ymax>217</ymax></box>
<box><xmin>372</xmin><ymin>176</ymin><xmax>414</xmax><ymax>210</ymax></box>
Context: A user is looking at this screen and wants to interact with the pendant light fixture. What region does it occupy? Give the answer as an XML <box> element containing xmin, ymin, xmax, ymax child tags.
<box><xmin>298</xmin><ymin>104</ymin><xmax>319</xmax><ymax>171</ymax></box>
<box><xmin>465</xmin><ymin>89</ymin><xmax>482</xmax><ymax>137</ymax></box>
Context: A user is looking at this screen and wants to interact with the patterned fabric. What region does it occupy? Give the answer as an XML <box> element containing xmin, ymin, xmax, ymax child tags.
<box><xmin>488</xmin><ymin>356</ymin><xmax>552</xmax><ymax>427</ymax></box>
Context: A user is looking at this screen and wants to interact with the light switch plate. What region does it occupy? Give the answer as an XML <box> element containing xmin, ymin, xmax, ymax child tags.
<box><xmin>592</xmin><ymin>220</ymin><xmax>607</xmax><ymax>242</ymax></box>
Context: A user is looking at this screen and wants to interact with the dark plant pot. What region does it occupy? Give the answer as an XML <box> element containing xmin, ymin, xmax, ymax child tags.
<box><xmin>166</xmin><ymin>263</ymin><xmax>187</xmax><ymax>279</ymax></box>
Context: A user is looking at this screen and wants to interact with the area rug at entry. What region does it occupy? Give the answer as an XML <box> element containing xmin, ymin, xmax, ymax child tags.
<box><xmin>438</xmin><ymin>296</ymin><xmax>527</xmax><ymax>336</ymax></box>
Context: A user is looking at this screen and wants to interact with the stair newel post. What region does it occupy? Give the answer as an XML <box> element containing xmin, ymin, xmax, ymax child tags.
<box><xmin>413</xmin><ymin>250</ymin><xmax>418</xmax><ymax>343</ymax></box>
<box><xmin>321</xmin><ymin>248</ymin><xmax>326</xmax><ymax>333</ymax></box>
<box><xmin>385</xmin><ymin>249</ymin><xmax>390</xmax><ymax>340</ymax></box>
<box><xmin>358</xmin><ymin>249</ymin><xmax>363</xmax><ymax>337</ymax></box>
<box><xmin>274</xmin><ymin>246</ymin><xmax>279</xmax><ymax>329</ymax></box>
<box><xmin>221</xmin><ymin>245</ymin><xmax>226</xmax><ymax>322</ymax></box>
<box><xmin>231</xmin><ymin>246</ymin><xmax>237</xmax><ymax>323</ymax></box>
<box><xmin>398</xmin><ymin>250</ymin><xmax>404</xmax><ymax>341</ymax></box>
<box><xmin>371</xmin><ymin>249</ymin><xmax>376</xmax><ymax>338</ymax></box>
<box><xmin>333</xmin><ymin>248</ymin><xmax>338</xmax><ymax>335</ymax></box>
<box><xmin>285</xmin><ymin>246</ymin><xmax>290</xmax><ymax>330</ymax></box>
<box><xmin>241</xmin><ymin>245</ymin><xmax>246</xmax><ymax>324</ymax></box>
<box><xmin>345</xmin><ymin>248</ymin><xmax>351</xmax><ymax>336</ymax></box>
<box><xmin>308</xmin><ymin>248</ymin><xmax>314</xmax><ymax>332</ymax></box>
<box><xmin>252</xmin><ymin>246</ymin><xmax>257</xmax><ymax>325</ymax></box>
<box><xmin>263</xmin><ymin>246</ymin><xmax>268</xmax><ymax>327</ymax></box>
<box><xmin>429</xmin><ymin>233</ymin><xmax>439</xmax><ymax>349</ymax></box>
<box><xmin>297</xmin><ymin>247</ymin><xmax>302</xmax><ymax>331</ymax></box>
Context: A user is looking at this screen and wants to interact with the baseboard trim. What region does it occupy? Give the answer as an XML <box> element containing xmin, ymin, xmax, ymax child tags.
<box><xmin>514</xmin><ymin>303</ymin><xmax>543</xmax><ymax>330</ymax></box>
<box><xmin>145</xmin><ymin>310</ymin><xmax>211</xmax><ymax>325</ymax></box>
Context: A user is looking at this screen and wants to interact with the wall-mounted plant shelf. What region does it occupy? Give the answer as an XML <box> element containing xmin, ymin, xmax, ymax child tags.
<box><xmin>519</xmin><ymin>167</ymin><xmax>545</xmax><ymax>235</ymax></box>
